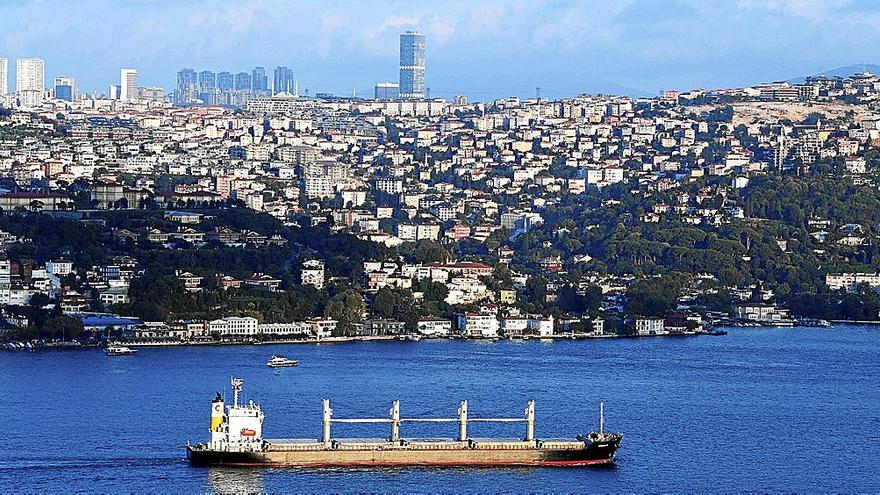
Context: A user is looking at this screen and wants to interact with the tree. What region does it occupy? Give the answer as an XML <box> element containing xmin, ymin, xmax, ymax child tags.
<box><xmin>324</xmin><ymin>289</ymin><xmax>365</xmax><ymax>335</ymax></box>
<box><xmin>411</xmin><ymin>240</ymin><xmax>450</xmax><ymax>263</ymax></box>
<box><xmin>44</xmin><ymin>315</ymin><xmax>84</xmax><ymax>340</ymax></box>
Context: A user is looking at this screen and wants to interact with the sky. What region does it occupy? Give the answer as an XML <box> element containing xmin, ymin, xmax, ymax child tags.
<box><xmin>2</xmin><ymin>0</ymin><xmax>880</xmax><ymax>100</ymax></box>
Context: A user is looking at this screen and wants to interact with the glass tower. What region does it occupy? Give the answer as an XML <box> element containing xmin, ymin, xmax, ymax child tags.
<box><xmin>399</xmin><ymin>31</ymin><xmax>425</xmax><ymax>99</ymax></box>
<box><xmin>273</xmin><ymin>66</ymin><xmax>294</xmax><ymax>95</ymax></box>
<box><xmin>252</xmin><ymin>67</ymin><xmax>267</xmax><ymax>94</ymax></box>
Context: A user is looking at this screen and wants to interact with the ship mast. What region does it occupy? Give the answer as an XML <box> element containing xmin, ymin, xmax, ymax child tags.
<box><xmin>600</xmin><ymin>401</ymin><xmax>605</xmax><ymax>434</ymax></box>
<box><xmin>231</xmin><ymin>377</ymin><xmax>243</xmax><ymax>407</ymax></box>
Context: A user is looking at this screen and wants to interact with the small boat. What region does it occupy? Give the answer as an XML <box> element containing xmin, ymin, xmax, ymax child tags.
<box><xmin>266</xmin><ymin>355</ymin><xmax>298</xmax><ymax>368</ymax></box>
<box><xmin>105</xmin><ymin>345</ymin><xmax>137</xmax><ymax>356</ymax></box>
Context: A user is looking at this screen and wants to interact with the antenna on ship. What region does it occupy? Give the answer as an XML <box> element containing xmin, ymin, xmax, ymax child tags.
<box><xmin>599</xmin><ymin>401</ymin><xmax>605</xmax><ymax>434</ymax></box>
<box><xmin>231</xmin><ymin>377</ymin><xmax>243</xmax><ymax>407</ymax></box>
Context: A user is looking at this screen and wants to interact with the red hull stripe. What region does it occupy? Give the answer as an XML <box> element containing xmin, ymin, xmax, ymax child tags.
<box><xmin>204</xmin><ymin>458</ymin><xmax>614</xmax><ymax>468</ymax></box>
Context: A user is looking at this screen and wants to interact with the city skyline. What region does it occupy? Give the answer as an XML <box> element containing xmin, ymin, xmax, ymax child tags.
<box><xmin>4</xmin><ymin>1</ymin><xmax>880</xmax><ymax>100</ymax></box>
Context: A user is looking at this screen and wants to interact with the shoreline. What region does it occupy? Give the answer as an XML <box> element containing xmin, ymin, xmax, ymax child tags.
<box><xmin>3</xmin><ymin>329</ymin><xmax>727</xmax><ymax>351</ymax></box>
<box><xmin>7</xmin><ymin>322</ymin><xmax>869</xmax><ymax>352</ymax></box>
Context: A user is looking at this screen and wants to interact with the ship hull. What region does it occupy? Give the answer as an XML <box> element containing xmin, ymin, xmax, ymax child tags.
<box><xmin>187</xmin><ymin>438</ymin><xmax>620</xmax><ymax>468</ymax></box>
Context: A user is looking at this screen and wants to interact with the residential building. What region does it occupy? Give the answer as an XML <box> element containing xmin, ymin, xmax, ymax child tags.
<box><xmin>16</xmin><ymin>57</ymin><xmax>45</xmax><ymax>107</ymax></box>
<box><xmin>0</xmin><ymin>58</ymin><xmax>7</xmax><ymax>95</ymax></box>
<box><xmin>301</xmin><ymin>260</ymin><xmax>325</xmax><ymax>289</ymax></box>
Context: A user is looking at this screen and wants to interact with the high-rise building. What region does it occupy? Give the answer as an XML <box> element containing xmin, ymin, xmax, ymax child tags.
<box><xmin>234</xmin><ymin>72</ymin><xmax>251</xmax><ymax>91</ymax></box>
<box><xmin>0</xmin><ymin>58</ymin><xmax>7</xmax><ymax>95</ymax></box>
<box><xmin>176</xmin><ymin>68</ymin><xmax>198</xmax><ymax>105</ymax></box>
<box><xmin>374</xmin><ymin>82</ymin><xmax>399</xmax><ymax>100</ymax></box>
<box><xmin>273</xmin><ymin>66</ymin><xmax>294</xmax><ymax>95</ymax></box>
<box><xmin>252</xmin><ymin>66</ymin><xmax>267</xmax><ymax>94</ymax></box>
<box><xmin>16</xmin><ymin>58</ymin><xmax>45</xmax><ymax>107</ymax></box>
<box><xmin>120</xmin><ymin>68</ymin><xmax>138</xmax><ymax>101</ymax></box>
<box><xmin>198</xmin><ymin>70</ymin><xmax>216</xmax><ymax>104</ymax></box>
<box><xmin>218</xmin><ymin>71</ymin><xmax>233</xmax><ymax>91</ymax></box>
<box><xmin>198</xmin><ymin>71</ymin><xmax>216</xmax><ymax>92</ymax></box>
<box><xmin>54</xmin><ymin>76</ymin><xmax>75</xmax><ymax>101</ymax></box>
<box><xmin>399</xmin><ymin>31</ymin><xmax>425</xmax><ymax>99</ymax></box>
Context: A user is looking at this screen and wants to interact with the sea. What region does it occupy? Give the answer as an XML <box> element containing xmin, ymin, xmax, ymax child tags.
<box><xmin>1</xmin><ymin>326</ymin><xmax>879</xmax><ymax>493</ymax></box>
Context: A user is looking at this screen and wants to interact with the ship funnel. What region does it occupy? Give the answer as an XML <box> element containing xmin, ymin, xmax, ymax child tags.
<box><xmin>210</xmin><ymin>393</ymin><xmax>225</xmax><ymax>433</ymax></box>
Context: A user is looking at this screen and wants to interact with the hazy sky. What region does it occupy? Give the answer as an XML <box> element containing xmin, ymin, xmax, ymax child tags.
<box><xmin>2</xmin><ymin>0</ymin><xmax>880</xmax><ymax>100</ymax></box>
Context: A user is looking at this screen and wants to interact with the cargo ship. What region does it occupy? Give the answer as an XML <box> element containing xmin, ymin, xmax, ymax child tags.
<box><xmin>186</xmin><ymin>378</ymin><xmax>622</xmax><ymax>468</ymax></box>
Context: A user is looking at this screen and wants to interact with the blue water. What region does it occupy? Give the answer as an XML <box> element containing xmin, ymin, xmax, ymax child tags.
<box><xmin>2</xmin><ymin>326</ymin><xmax>879</xmax><ymax>493</ymax></box>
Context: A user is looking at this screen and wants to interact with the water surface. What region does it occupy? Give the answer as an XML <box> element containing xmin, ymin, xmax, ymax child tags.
<box><xmin>1</xmin><ymin>326</ymin><xmax>878</xmax><ymax>492</ymax></box>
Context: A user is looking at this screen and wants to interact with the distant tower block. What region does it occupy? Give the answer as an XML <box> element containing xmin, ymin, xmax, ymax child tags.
<box><xmin>399</xmin><ymin>31</ymin><xmax>426</xmax><ymax>99</ymax></box>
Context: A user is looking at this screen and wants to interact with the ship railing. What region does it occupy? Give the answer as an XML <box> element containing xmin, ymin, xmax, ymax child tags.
<box><xmin>321</xmin><ymin>399</ymin><xmax>538</xmax><ymax>446</ymax></box>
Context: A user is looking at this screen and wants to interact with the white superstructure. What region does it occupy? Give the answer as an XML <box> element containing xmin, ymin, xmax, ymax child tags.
<box><xmin>209</xmin><ymin>378</ymin><xmax>265</xmax><ymax>452</ymax></box>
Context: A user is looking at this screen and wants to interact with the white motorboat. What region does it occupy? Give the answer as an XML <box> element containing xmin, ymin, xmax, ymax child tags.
<box><xmin>105</xmin><ymin>345</ymin><xmax>137</xmax><ymax>356</ymax></box>
<box><xmin>266</xmin><ymin>355</ymin><xmax>298</xmax><ymax>368</ymax></box>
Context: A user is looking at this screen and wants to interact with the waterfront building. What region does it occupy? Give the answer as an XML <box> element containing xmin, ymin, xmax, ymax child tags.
<box><xmin>399</xmin><ymin>31</ymin><xmax>425</xmax><ymax>99</ymax></box>
<box><xmin>456</xmin><ymin>312</ymin><xmax>498</xmax><ymax>338</ymax></box>
<box><xmin>120</xmin><ymin>68</ymin><xmax>137</xmax><ymax>101</ymax></box>
<box><xmin>417</xmin><ymin>317</ymin><xmax>452</xmax><ymax>336</ymax></box>
<box><xmin>635</xmin><ymin>317</ymin><xmax>666</xmax><ymax>336</ymax></box>
<box><xmin>53</xmin><ymin>76</ymin><xmax>75</xmax><ymax>101</ymax></box>
<box><xmin>734</xmin><ymin>304</ymin><xmax>792</xmax><ymax>324</ymax></box>
<box><xmin>16</xmin><ymin>57</ymin><xmax>45</xmax><ymax>107</ymax></box>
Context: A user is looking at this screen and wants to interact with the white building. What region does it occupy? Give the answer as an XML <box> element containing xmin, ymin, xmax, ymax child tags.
<box><xmin>301</xmin><ymin>260</ymin><xmax>325</xmax><ymax>290</ymax></box>
<box><xmin>825</xmin><ymin>272</ymin><xmax>880</xmax><ymax>293</ymax></box>
<box><xmin>47</xmin><ymin>260</ymin><xmax>74</xmax><ymax>276</ymax></box>
<box><xmin>257</xmin><ymin>322</ymin><xmax>311</xmax><ymax>337</ymax></box>
<box><xmin>635</xmin><ymin>317</ymin><xmax>665</xmax><ymax>336</ymax></box>
<box><xmin>307</xmin><ymin>317</ymin><xmax>336</xmax><ymax>339</ymax></box>
<box><xmin>207</xmin><ymin>316</ymin><xmax>259</xmax><ymax>337</ymax></box>
<box><xmin>527</xmin><ymin>315</ymin><xmax>554</xmax><ymax>337</ymax></box>
<box><xmin>456</xmin><ymin>313</ymin><xmax>499</xmax><ymax>338</ymax></box>
<box><xmin>0</xmin><ymin>58</ymin><xmax>7</xmax><ymax>95</ymax></box>
<box><xmin>16</xmin><ymin>57</ymin><xmax>45</xmax><ymax>107</ymax></box>
<box><xmin>120</xmin><ymin>68</ymin><xmax>138</xmax><ymax>101</ymax></box>
<box><xmin>416</xmin><ymin>317</ymin><xmax>451</xmax><ymax>336</ymax></box>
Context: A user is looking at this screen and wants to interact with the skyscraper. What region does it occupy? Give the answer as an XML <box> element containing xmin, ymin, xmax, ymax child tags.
<box><xmin>273</xmin><ymin>66</ymin><xmax>294</xmax><ymax>95</ymax></box>
<box><xmin>16</xmin><ymin>58</ymin><xmax>45</xmax><ymax>107</ymax></box>
<box><xmin>176</xmin><ymin>68</ymin><xmax>198</xmax><ymax>105</ymax></box>
<box><xmin>234</xmin><ymin>72</ymin><xmax>251</xmax><ymax>91</ymax></box>
<box><xmin>217</xmin><ymin>71</ymin><xmax>233</xmax><ymax>91</ymax></box>
<box><xmin>399</xmin><ymin>31</ymin><xmax>425</xmax><ymax>99</ymax></box>
<box><xmin>0</xmin><ymin>58</ymin><xmax>7</xmax><ymax>95</ymax></box>
<box><xmin>198</xmin><ymin>71</ymin><xmax>216</xmax><ymax>92</ymax></box>
<box><xmin>54</xmin><ymin>76</ymin><xmax>75</xmax><ymax>101</ymax></box>
<box><xmin>120</xmin><ymin>68</ymin><xmax>138</xmax><ymax>101</ymax></box>
<box><xmin>252</xmin><ymin>66</ymin><xmax>267</xmax><ymax>94</ymax></box>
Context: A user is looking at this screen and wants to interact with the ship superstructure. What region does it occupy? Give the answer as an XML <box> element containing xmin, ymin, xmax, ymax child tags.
<box><xmin>187</xmin><ymin>378</ymin><xmax>622</xmax><ymax>467</ymax></box>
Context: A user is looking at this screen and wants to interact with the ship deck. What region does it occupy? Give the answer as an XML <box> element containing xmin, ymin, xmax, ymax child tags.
<box><xmin>265</xmin><ymin>437</ymin><xmax>588</xmax><ymax>452</ymax></box>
